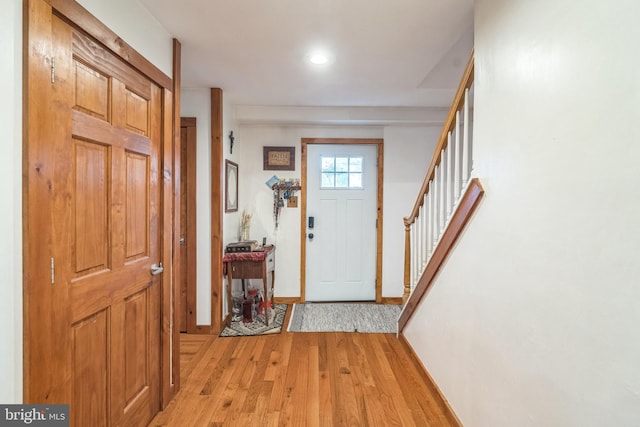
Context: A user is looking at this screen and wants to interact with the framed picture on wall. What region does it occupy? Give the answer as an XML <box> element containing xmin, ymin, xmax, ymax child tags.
<box><xmin>225</xmin><ymin>160</ymin><xmax>238</xmax><ymax>212</ymax></box>
<box><xmin>263</xmin><ymin>146</ymin><xmax>295</xmax><ymax>170</ymax></box>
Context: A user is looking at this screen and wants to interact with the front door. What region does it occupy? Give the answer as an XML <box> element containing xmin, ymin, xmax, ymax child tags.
<box><xmin>25</xmin><ymin>7</ymin><xmax>163</xmax><ymax>426</ymax></box>
<box><xmin>305</xmin><ymin>144</ymin><xmax>378</xmax><ymax>301</ymax></box>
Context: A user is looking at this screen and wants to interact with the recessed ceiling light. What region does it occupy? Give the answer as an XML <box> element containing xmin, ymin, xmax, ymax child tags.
<box><xmin>309</xmin><ymin>54</ymin><xmax>329</xmax><ymax>65</ymax></box>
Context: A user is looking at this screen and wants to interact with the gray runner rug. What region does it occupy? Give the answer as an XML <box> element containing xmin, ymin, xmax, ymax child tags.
<box><xmin>287</xmin><ymin>303</ymin><xmax>400</xmax><ymax>334</ymax></box>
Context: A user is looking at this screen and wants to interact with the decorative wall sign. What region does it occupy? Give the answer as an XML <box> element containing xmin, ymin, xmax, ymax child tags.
<box><xmin>263</xmin><ymin>146</ymin><xmax>295</xmax><ymax>171</ymax></box>
<box><xmin>225</xmin><ymin>160</ymin><xmax>238</xmax><ymax>212</ymax></box>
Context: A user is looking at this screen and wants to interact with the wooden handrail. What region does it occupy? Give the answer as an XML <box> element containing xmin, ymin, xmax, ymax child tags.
<box><xmin>406</xmin><ymin>49</ymin><xmax>474</xmax><ymax>225</ymax></box>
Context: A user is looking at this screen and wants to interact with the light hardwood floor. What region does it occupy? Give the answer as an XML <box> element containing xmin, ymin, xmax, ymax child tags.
<box><xmin>150</xmin><ymin>308</ymin><xmax>457</xmax><ymax>426</ymax></box>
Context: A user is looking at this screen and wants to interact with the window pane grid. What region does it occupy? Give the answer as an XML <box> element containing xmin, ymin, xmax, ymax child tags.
<box><xmin>320</xmin><ymin>155</ymin><xmax>363</xmax><ymax>189</ymax></box>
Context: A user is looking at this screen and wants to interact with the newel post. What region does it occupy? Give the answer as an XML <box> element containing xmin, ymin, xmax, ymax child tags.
<box><xmin>403</xmin><ymin>217</ymin><xmax>411</xmax><ymax>304</ymax></box>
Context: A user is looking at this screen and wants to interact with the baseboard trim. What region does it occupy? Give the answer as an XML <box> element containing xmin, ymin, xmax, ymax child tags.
<box><xmin>398</xmin><ymin>333</ymin><xmax>463</xmax><ymax>427</ymax></box>
<box><xmin>193</xmin><ymin>325</ymin><xmax>212</xmax><ymax>335</ymax></box>
<box><xmin>273</xmin><ymin>297</ymin><xmax>303</xmax><ymax>305</ymax></box>
<box><xmin>274</xmin><ymin>297</ymin><xmax>402</xmax><ymax>305</ymax></box>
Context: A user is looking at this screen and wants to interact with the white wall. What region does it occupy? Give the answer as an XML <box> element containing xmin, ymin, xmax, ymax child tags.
<box><xmin>77</xmin><ymin>0</ymin><xmax>172</xmax><ymax>76</ymax></box>
<box><xmin>236</xmin><ymin>124</ymin><xmax>436</xmax><ymax>299</ymax></box>
<box><xmin>404</xmin><ymin>0</ymin><xmax>640</xmax><ymax>426</ymax></box>
<box><xmin>181</xmin><ymin>89</ymin><xmax>212</xmax><ymax>325</ymax></box>
<box><xmin>382</xmin><ymin>126</ymin><xmax>440</xmax><ymax>297</ymax></box>
<box><xmin>0</xmin><ymin>0</ymin><xmax>23</xmax><ymax>404</ymax></box>
<box><xmin>182</xmin><ymin>88</ymin><xmax>237</xmax><ymax>323</ymax></box>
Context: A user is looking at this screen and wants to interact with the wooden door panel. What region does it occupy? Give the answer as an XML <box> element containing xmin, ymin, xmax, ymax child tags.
<box><xmin>124</xmin><ymin>288</ymin><xmax>150</xmax><ymax>403</ymax></box>
<box><xmin>73</xmin><ymin>138</ymin><xmax>110</xmax><ymax>275</ymax></box>
<box><xmin>73</xmin><ymin>59</ymin><xmax>110</xmax><ymax>120</ymax></box>
<box><xmin>125</xmin><ymin>90</ymin><xmax>150</xmax><ymax>135</ymax></box>
<box><xmin>72</xmin><ymin>310</ymin><xmax>109</xmax><ymax>427</ymax></box>
<box><xmin>125</xmin><ymin>151</ymin><xmax>150</xmax><ymax>260</ymax></box>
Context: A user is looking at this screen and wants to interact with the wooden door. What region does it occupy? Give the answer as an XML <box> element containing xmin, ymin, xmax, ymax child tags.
<box><xmin>180</xmin><ymin>126</ymin><xmax>188</xmax><ymax>332</ymax></box>
<box><xmin>305</xmin><ymin>144</ymin><xmax>378</xmax><ymax>301</ymax></box>
<box><xmin>179</xmin><ymin>118</ymin><xmax>197</xmax><ymax>333</ymax></box>
<box><xmin>25</xmin><ymin>5</ymin><xmax>163</xmax><ymax>426</ymax></box>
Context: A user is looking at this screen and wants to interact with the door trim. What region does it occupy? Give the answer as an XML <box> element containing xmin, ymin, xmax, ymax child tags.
<box><xmin>166</xmin><ymin>36</ymin><xmax>182</xmax><ymax>406</ymax></box>
<box><xmin>210</xmin><ymin>88</ymin><xmax>224</xmax><ymax>334</ymax></box>
<box><xmin>300</xmin><ymin>138</ymin><xmax>384</xmax><ymax>303</ymax></box>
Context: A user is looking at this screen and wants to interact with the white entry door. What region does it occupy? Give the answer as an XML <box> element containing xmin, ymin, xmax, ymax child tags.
<box><xmin>306</xmin><ymin>144</ymin><xmax>378</xmax><ymax>301</ymax></box>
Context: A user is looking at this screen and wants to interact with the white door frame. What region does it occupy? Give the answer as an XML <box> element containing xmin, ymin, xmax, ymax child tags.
<box><xmin>300</xmin><ymin>138</ymin><xmax>384</xmax><ymax>303</ymax></box>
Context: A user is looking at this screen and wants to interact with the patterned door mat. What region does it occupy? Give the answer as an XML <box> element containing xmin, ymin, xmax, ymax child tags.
<box><xmin>219</xmin><ymin>304</ymin><xmax>288</xmax><ymax>337</ymax></box>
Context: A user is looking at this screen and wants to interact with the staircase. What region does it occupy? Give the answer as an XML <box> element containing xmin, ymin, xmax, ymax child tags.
<box><xmin>398</xmin><ymin>51</ymin><xmax>484</xmax><ymax>332</ymax></box>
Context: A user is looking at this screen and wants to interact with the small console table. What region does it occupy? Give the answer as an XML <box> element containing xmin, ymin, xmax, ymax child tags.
<box><xmin>223</xmin><ymin>245</ymin><xmax>275</xmax><ymax>325</ymax></box>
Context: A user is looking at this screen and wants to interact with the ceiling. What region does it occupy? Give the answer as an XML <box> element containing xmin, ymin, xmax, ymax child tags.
<box><xmin>139</xmin><ymin>0</ymin><xmax>474</xmax><ymax>109</ymax></box>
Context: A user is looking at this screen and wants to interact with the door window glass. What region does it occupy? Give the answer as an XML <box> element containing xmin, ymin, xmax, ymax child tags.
<box><xmin>321</xmin><ymin>156</ymin><xmax>364</xmax><ymax>189</ymax></box>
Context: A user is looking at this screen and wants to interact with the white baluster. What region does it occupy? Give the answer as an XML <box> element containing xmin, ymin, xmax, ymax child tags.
<box><xmin>416</xmin><ymin>206</ymin><xmax>424</xmax><ymax>276</ymax></box>
<box><xmin>416</xmin><ymin>204</ymin><xmax>421</xmax><ymax>272</ymax></box>
<box><xmin>454</xmin><ymin>110</ymin><xmax>461</xmax><ymax>203</ymax></box>
<box><xmin>408</xmin><ymin>226</ymin><xmax>412</xmax><ymax>291</ymax></box>
<box><xmin>410</xmin><ymin>223</ymin><xmax>416</xmax><ymax>289</ymax></box>
<box><xmin>426</xmin><ymin>184</ymin><xmax>433</xmax><ymax>257</ymax></box>
<box><xmin>439</xmin><ymin>154</ymin><xmax>446</xmax><ymax>234</ymax></box>
<box><xmin>453</xmin><ymin>111</ymin><xmax>464</xmax><ymax>205</ymax></box>
<box><xmin>421</xmin><ymin>194</ymin><xmax>427</xmax><ymax>269</ymax></box>
<box><xmin>414</xmin><ymin>221</ymin><xmax>420</xmax><ymax>287</ymax></box>
<box><xmin>462</xmin><ymin>88</ymin><xmax>471</xmax><ymax>186</ymax></box>
<box><xmin>432</xmin><ymin>165</ymin><xmax>440</xmax><ymax>246</ymax></box>
<box><xmin>446</xmin><ymin>131</ymin><xmax>453</xmax><ymax>219</ymax></box>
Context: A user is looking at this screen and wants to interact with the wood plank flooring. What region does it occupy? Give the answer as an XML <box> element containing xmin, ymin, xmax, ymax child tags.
<box><xmin>151</xmin><ymin>308</ymin><xmax>456</xmax><ymax>426</ymax></box>
<box><xmin>179</xmin><ymin>334</ymin><xmax>214</xmax><ymax>382</ymax></box>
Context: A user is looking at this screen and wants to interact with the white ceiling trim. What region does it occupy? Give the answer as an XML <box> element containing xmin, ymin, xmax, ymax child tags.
<box><xmin>233</xmin><ymin>105</ymin><xmax>449</xmax><ymax>126</ymax></box>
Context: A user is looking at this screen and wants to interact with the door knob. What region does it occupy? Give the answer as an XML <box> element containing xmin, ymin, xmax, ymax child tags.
<box><xmin>308</xmin><ymin>233</ymin><xmax>314</xmax><ymax>240</ymax></box>
<box><xmin>150</xmin><ymin>263</ymin><xmax>164</xmax><ymax>276</ymax></box>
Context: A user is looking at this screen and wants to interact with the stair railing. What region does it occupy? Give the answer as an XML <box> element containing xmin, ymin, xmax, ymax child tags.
<box><xmin>402</xmin><ymin>51</ymin><xmax>475</xmax><ymax>303</ymax></box>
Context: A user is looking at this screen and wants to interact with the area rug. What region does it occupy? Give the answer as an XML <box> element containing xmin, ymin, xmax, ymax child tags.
<box><xmin>219</xmin><ymin>304</ymin><xmax>288</xmax><ymax>337</ymax></box>
<box><xmin>287</xmin><ymin>303</ymin><xmax>400</xmax><ymax>334</ymax></box>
